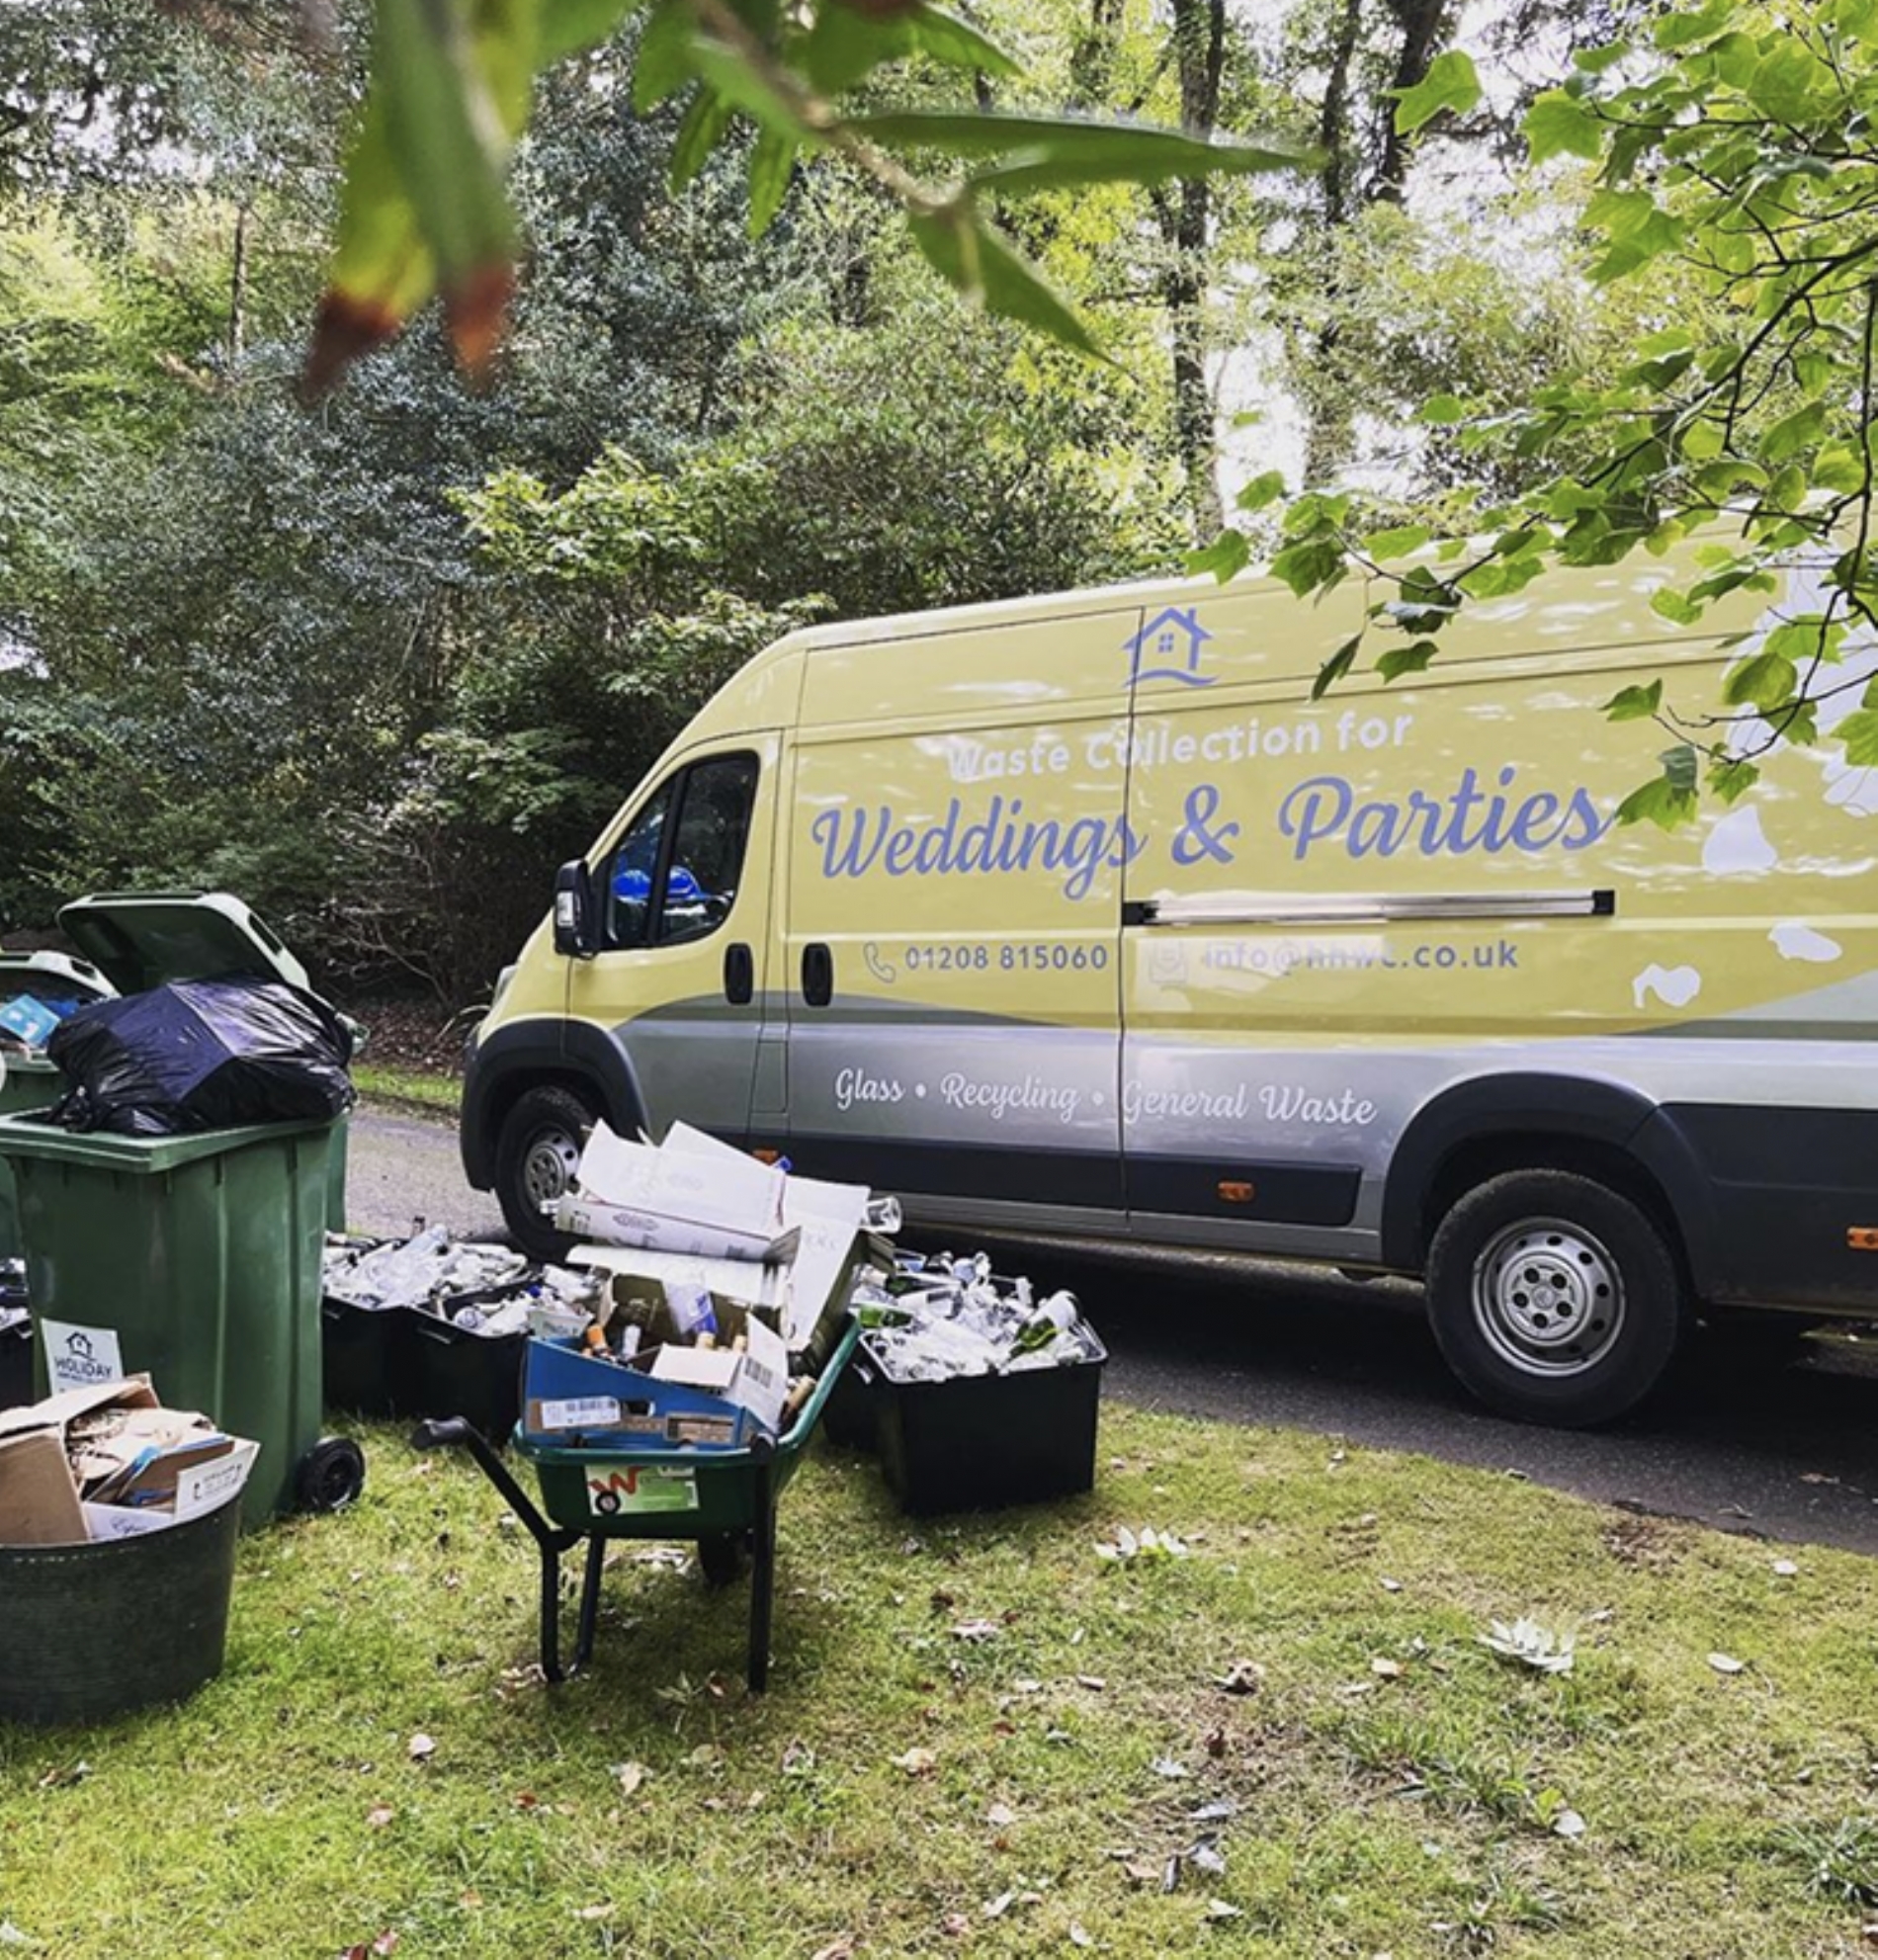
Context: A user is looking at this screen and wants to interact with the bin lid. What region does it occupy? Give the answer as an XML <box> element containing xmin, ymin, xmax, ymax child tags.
<box><xmin>0</xmin><ymin>949</ymin><xmax>118</xmax><ymax>1005</ymax></box>
<box><xmin>55</xmin><ymin>892</ymin><xmax>311</xmax><ymax>997</ymax></box>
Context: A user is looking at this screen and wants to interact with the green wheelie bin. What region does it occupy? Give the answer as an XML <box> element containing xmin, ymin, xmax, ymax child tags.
<box><xmin>0</xmin><ymin>1110</ymin><xmax>365</xmax><ymax>1527</ymax></box>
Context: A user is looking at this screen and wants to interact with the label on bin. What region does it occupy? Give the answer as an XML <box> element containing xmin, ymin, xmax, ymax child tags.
<box><xmin>41</xmin><ymin>1320</ymin><xmax>125</xmax><ymax>1395</ymax></box>
<box><xmin>540</xmin><ymin>1395</ymin><xmax>624</xmax><ymax>1433</ymax></box>
<box><xmin>586</xmin><ymin>1466</ymin><xmax>697</xmax><ymax>1516</ymax></box>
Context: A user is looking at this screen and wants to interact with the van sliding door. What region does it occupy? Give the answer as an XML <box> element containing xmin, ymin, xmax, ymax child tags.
<box><xmin>778</xmin><ymin>608</ymin><xmax>1140</xmax><ymax>1225</ymax></box>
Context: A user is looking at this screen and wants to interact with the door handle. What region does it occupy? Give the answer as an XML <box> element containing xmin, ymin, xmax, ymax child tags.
<box><xmin>724</xmin><ymin>941</ymin><xmax>754</xmax><ymax>1006</ymax></box>
<box><xmin>802</xmin><ymin>942</ymin><xmax>833</xmax><ymax>1008</ymax></box>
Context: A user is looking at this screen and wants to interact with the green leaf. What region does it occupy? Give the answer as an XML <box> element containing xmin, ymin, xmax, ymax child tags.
<box><xmin>1653</xmin><ymin>0</ymin><xmax>1734</xmax><ymax>48</ymax></box>
<box><xmin>1650</xmin><ymin>587</ymin><xmax>1702</xmax><ymax>626</ymax></box>
<box><xmin>1761</xmin><ymin>401</ymin><xmax>1828</xmax><ymax>464</ymax></box>
<box><xmin>1604</xmin><ymin>678</ymin><xmax>1664</xmax><ymax>722</ymax></box>
<box><xmin>1377</xmin><ymin>639</ymin><xmax>1438</xmax><ymax>682</ymax></box>
<box><xmin>1837</xmin><ymin>709</ymin><xmax>1878</xmax><ymax>767</ymax></box>
<box><xmin>1418</xmin><ymin>392</ymin><xmax>1468</xmax><ymax>425</ymax></box>
<box><xmin>1187</xmin><ymin>529</ymin><xmax>1251</xmax><ymax>581</ymax></box>
<box><xmin>669</xmin><ymin>85</ymin><xmax>732</xmax><ymax>191</ymax></box>
<box><xmin>907</xmin><ymin>4</ymin><xmax>1022</xmax><ymax>80</ymax></box>
<box><xmin>1235</xmin><ymin>469</ymin><xmax>1286</xmax><ymax>513</ymax></box>
<box><xmin>748</xmin><ymin>128</ymin><xmax>796</xmax><ymax>236</ymax></box>
<box><xmin>1746</xmin><ymin>41</ymin><xmax>1836</xmax><ymax>121</ymax></box>
<box><xmin>1393</xmin><ymin>50</ymin><xmax>1481</xmax><ymax>135</ymax></box>
<box><xmin>633</xmin><ymin>0</ymin><xmax>696</xmax><ymax>109</ymax></box>
<box><xmin>1363</xmin><ymin>523</ymin><xmax>1430</xmax><ymax>559</ymax></box>
<box><xmin>1708</xmin><ymin>756</ymin><xmax>1759</xmax><ymax>805</ymax></box>
<box><xmin>1311</xmin><ymin>635</ymin><xmax>1362</xmax><ymax>700</ymax></box>
<box><xmin>850</xmin><ymin>110</ymin><xmax>1310</xmax><ymax>188</ymax></box>
<box><xmin>1660</xmin><ymin>741</ymin><xmax>1698</xmax><ymax>793</ymax></box>
<box><xmin>541</xmin><ymin>0</ymin><xmax>649</xmax><ymax>62</ymax></box>
<box><xmin>688</xmin><ymin>38</ymin><xmax>804</xmax><ymax>139</ymax></box>
<box><xmin>1269</xmin><ymin>537</ymin><xmax>1344</xmax><ymax>597</ymax></box>
<box><xmin>1616</xmin><ymin>775</ymin><xmax>1699</xmax><ymax>830</ymax></box>
<box><xmin>1723</xmin><ymin>650</ymin><xmax>1797</xmax><ymax>711</ymax></box>
<box><xmin>907</xmin><ymin>205</ymin><xmax>1098</xmax><ymax>356</ymax></box>
<box><xmin>1525</xmin><ymin>89</ymin><xmax>1604</xmax><ymax>164</ymax></box>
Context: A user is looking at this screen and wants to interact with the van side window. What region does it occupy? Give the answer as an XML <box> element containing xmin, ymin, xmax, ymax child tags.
<box><xmin>657</xmin><ymin>754</ymin><xmax>759</xmax><ymax>946</ymax></box>
<box><xmin>600</xmin><ymin>754</ymin><xmax>758</xmax><ymax>952</ymax></box>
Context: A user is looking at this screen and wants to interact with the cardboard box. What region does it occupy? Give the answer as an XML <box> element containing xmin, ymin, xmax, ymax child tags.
<box><xmin>0</xmin><ymin>1377</ymin><xmax>257</xmax><ymax>1547</ymax></box>
<box><xmin>647</xmin><ymin>1311</ymin><xmax>789</xmax><ymax>1432</ymax></box>
<box><xmin>556</xmin><ymin>1121</ymin><xmax>790</xmax><ymax>1261</ymax></box>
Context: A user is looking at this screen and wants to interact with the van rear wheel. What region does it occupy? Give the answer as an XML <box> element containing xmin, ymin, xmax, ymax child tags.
<box><xmin>495</xmin><ymin>1084</ymin><xmax>597</xmax><ymax>1263</ymax></box>
<box><xmin>1426</xmin><ymin>1169</ymin><xmax>1686</xmax><ymax>1427</ymax></box>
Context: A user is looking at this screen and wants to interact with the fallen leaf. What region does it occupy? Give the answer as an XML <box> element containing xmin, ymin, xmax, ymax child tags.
<box><xmin>36</xmin><ymin>1762</ymin><xmax>90</xmax><ymax>1790</ymax></box>
<box><xmin>1370</xmin><ymin>1657</ymin><xmax>1406</xmax><ymax>1679</ymax></box>
<box><xmin>1772</xmin><ymin>1559</ymin><xmax>1799</xmax><ymax>1577</ymax></box>
<box><xmin>1189</xmin><ymin>1840</ymin><xmax>1228</xmax><ymax>1876</ymax></box>
<box><xmin>457</xmin><ymin>1891</ymin><xmax>482</xmax><ymax>1911</ymax></box>
<box><xmin>366</xmin><ymin>1805</ymin><xmax>395</xmax><ymax>1829</ymax></box>
<box><xmin>811</xmin><ymin>1938</ymin><xmax>856</xmax><ymax>1960</ymax></box>
<box><xmin>1708</xmin><ymin>1652</ymin><xmax>1747</xmax><ymax>1675</ymax></box>
<box><xmin>1124</xmin><ymin>1858</ymin><xmax>1161</xmax><ymax>1887</ymax></box>
<box><xmin>687</xmin><ymin>1743</ymin><xmax>722</xmax><ymax>1768</ymax></box>
<box><xmin>1076</xmin><ymin>1674</ymin><xmax>1107</xmax><ymax>1690</ymax></box>
<box><xmin>982</xmin><ymin>1891</ymin><xmax>1017</xmax><ymax>1918</ymax></box>
<box><xmin>375</xmin><ymin>1938</ymin><xmax>399</xmax><ymax>1957</ymax></box>
<box><xmin>1013</xmin><ymin>1677</ymin><xmax>1044</xmax><ymax>1694</ymax></box>
<box><xmin>1800</xmin><ymin>1472</ymin><xmax>1839</xmax><ymax>1486</ymax></box>
<box><xmin>1381</xmin><ymin>1577</ymin><xmax>1404</xmax><ymax>1593</ymax></box>
<box><xmin>0</xmin><ymin>1927</ymin><xmax>34</xmax><ymax>1951</ymax></box>
<box><xmin>1204</xmin><ymin>1899</ymin><xmax>1242</xmax><ymax>1921</ymax></box>
<box><xmin>1068</xmin><ymin>1922</ymin><xmax>1095</xmax><ymax>1948</ymax></box>
<box><xmin>1553</xmin><ymin>1808</ymin><xmax>1586</xmax><ymax>1838</ymax></box>
<box><xmin>1152</xmin><ymin>1757</ymin><xmax>1190</xmax><ymax>1779</ymax></box>
<box><xmin>953</xmin><ymin>1619</ymin><xmax>1000</xmax><ymax>1643</ymax></box>
<box><xmin>745</xmin><ymin>1788</ymin><xmax>767</xmax><ymax>1810</ymax></box>
<box><xmin>573</xmin><ymin>1904</ymin><xmax>613</xmax><ymax>1921</ymax></box>
<box><xmin>892</xmin><ymin>1747</ymin><xmax>937</xmax><ymax>1776</ymax></box>
<box><xmin>986</xmin><ymin>1802</ymin><xmax>1016</xmax><ymax>1828</ymax></box>
<box><xmin>406</xmin><ymin>1734</ymin><xmax>435</xmax><ymax>1763</ymax></box>
<box><xmin>1201</xmin><ymin>1726</ymin><xmax>1228</xmax><ymax>1758</ymax></box>
<box><xmin>613</xmin><ymin>1762</ymin><xmax>647</xmax><ymax>1797</ymax></box>
<box><xmin>1189</xmin><ymin>1799</ymin><xmax>1238</xmax><ymax>1823</ymax></box>
<box><xmin>1215</xmin><ymin>1660</ymin><xmax>1265</xmax><ymax>1694</ymax></box>
<box><xmin>941</xmin><ymin>1913</ymin><xmax>971</xmax><ymax>1937</ymax></box>
<box><xmin>781</xmin><ymin>1740</ymin><xmax>816</xmax><ymax>1776</ymax></box>
<box><xmin>513</xmin><ymin>1790</ymin><xmax>539</xmax><ymax>1811</ymax></box>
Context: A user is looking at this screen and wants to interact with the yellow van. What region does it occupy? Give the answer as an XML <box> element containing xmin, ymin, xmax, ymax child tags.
<box><xmin>462</xmin><ymin>551</ymin><xmax>1878</xmax><ymax>1425</ymax></box>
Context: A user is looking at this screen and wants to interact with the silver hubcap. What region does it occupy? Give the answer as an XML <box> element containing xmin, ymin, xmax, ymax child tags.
<box><xmin>521</xmin><ymin>1127</ymin><xmax>581</xmax><ymax>1211</ymax></box>
<box><xmin>1472</xmin><ymin>1216</ymin><xmax>1625</xmax><ymax>1378</ymax></box>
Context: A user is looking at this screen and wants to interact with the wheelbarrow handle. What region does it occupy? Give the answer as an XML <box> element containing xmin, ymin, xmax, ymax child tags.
<box><xmin>408</xmin><ymin>1416</ymin><xmax>565</xmax><ymax>1553</ymax></box>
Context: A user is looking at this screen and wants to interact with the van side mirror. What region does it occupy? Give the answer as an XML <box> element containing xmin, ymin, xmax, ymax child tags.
<box><xmin>553</xmin><ymin>860</ymin><xmax>598</xmax><ymax>959</ymax></box>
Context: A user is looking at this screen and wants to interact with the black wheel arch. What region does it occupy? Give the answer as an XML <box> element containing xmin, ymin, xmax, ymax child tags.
<box><xmin>460</xmin><ymin>1017</ymin><xmax>647</xmax><ymax>1189</ymax></box>
<box><xmin>1379</xmin><ymin>1073</ymin><xmax>1722</xmax><ymax>1298</ymax></box>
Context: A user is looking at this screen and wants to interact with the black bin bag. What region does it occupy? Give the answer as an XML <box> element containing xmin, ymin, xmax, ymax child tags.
<box><xmin>46</xmin><ymin>978</ymin><xmax>356</xmax><ymax>1136</ymax></box>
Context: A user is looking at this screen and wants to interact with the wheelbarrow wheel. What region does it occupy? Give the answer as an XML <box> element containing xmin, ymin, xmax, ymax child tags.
<box><xmin>698</xmin><ymin>1532</ymin><xmax>746</xmax><ymax>1588</ymax></box>
<box><xmin>298</xmin><ymin>1436</ymin><xmax>367</xmax><ymax>1512</ymax></box>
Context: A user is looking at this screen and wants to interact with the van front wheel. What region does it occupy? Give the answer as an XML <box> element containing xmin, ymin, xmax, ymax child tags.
<box><xmin>495</xmin><ymin>1084</ymin><xmax>597</xmax><ymax>1262</ymax></box>
<box><xmin>1426</xmin><ymin>1170</ymin><xmax>1685</xmax><ymax>1428</ymax></box>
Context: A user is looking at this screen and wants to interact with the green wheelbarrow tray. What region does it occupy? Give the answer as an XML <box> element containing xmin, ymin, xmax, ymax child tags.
<box><xmin>410</xmin><ymin>1320</ymin><xmax>860</xmax><ymax>1693</ymax></box>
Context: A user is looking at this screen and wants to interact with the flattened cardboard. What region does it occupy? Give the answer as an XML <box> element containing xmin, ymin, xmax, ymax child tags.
<box><xmin>0</xmin><ymin>1429</ymin><xmax>84</xmax><ymax>1546</ymax></box>
<box><xmin>558</xmin><ymin>1120</ymin><xmax>789</xmax><ymax>1260</ymax></box>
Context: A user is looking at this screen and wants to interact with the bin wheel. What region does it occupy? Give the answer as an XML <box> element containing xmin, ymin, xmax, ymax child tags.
<box><xmin>298</xmin><ymin>1436</ymin><xmax>367</xmax><ymax>1512</ymax></box>
<box><xmin>698</xmin><ymin>1532</ymin><xmax>746</xmax><ymax>1587</ymax></box>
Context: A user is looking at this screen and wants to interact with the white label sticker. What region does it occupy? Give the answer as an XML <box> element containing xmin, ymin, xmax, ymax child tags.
<box><xmin>174</xmin><ymin>1439</ymin><xmax>260</xmax><ymax>1521</ymax></box>
<box><xmin>41</xmin><ymin>1320</ymin><xmax>125</xmax><ymax>1395</ymax></box>
<box><xmin>540</xmin><ymin>1395</ymin><xmax>624</xmax><ymax>1433</ymax></box>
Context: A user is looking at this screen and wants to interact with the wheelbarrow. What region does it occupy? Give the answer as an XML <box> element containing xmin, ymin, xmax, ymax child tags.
<box><xmin>411</xmin><ymin>1318</ymin><xmax>860</xmax><ymax>1692</ymax></box>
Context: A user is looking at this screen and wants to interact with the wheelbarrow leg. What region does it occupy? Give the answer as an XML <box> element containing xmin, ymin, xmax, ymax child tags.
<box><xmin>748</xmin><ymin>1455</ymin><xmax>777</xmax><ymax>1693</ymax></box>
<box><xmin>573</xmin><ymin>1535</ymin><xmax>607</xmax><ymax>1673</ymax></box>
<box><xmin>539</xmin><ymin>1534</ymin><xmax>567</xmax><ymax>1683</ymax></box>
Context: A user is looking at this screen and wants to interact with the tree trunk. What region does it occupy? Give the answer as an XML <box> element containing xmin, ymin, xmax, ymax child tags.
<box><xmin>1156</xmin><ymin>0</ymin><xmax>1226</xmax><ymax>541</ymax></box>
<box><xmin>1371</xmin><ymin>0</ymin><xmax>1456</xmax><ymax>205</ymax></box>
<box><xmin>226</xmin><ymin>202</ymin><xmax>249</xmax><ymax>370</ymax></box>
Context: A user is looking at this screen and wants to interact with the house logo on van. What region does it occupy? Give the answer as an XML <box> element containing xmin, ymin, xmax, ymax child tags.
<box><xmin>1126</xmin><ymin>606</ymin><xmax>1215</xmax><ymax>689</ymax></box>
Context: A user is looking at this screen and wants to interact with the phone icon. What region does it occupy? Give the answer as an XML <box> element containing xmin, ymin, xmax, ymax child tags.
<box><xmin>863</xmin><ymin>942</ymin><xmax>898</xmax><ymax>984</ymax></box>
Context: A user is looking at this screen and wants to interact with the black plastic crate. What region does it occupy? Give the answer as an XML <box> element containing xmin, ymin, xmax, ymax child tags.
<box><xmin>0</xmin><ymin>1314</ymin><xmax>32</xmax><ymax>1411</ymax></box>
<box><xmin>403</xmin><ymin>1296</ymin><xmax>529</xmax><ymax>1446</ymax></box>
<box><xmin>857</xmin><ymin>1334</ymin><xmax>1106</xmax><ymax>1515</ymax></box>
<box><xmin>320</xmin><ymin>1296</ymin><xmax>413</xmax><ymax>1418</ymax></box>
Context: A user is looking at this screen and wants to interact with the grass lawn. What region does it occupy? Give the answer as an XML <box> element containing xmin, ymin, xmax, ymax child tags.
<box><xmin>353</xmin><ymin>1065</ymin><xmax>462</xmax><ymax>1117</ymax></box>
<box><xmin>5</xmin><ymin>1406</ymin><xmax>1878</xmax><ymax>1958</ymax></box>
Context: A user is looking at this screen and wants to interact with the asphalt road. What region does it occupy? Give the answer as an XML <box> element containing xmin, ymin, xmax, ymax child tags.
<box><xmin>351</xmin><ymin>1101</ymin><xmax>1878</xmax><ymax>1556</ymax></box>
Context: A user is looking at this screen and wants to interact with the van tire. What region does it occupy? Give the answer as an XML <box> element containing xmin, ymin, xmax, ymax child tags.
<box><xmin>1425</xmin><ymin>1169</ymin><xmax>1685</xmax><ymax>1427</ymax></box>
<box><xmin>495</xmin><ymin>1084</ymin><xmax>597</xmax><ymax>1263</ymax></box>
